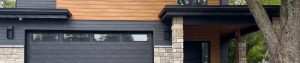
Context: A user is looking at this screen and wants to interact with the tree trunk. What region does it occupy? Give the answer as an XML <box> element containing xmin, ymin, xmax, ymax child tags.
<box><xmin>245</xmin><ymin>0</ymin><xmax>300</xmax><ymax>63</ymax></box>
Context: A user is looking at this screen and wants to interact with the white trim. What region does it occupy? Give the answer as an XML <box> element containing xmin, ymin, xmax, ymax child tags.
<box><xmin>0</xmin><ymin>45</ymin><xmax>24</xmax><ymax>47</ymax></box>
<box><xmin>154</xmin><ymin>45</ymin><xmax>172</xmax><ymax>48</ymax></box>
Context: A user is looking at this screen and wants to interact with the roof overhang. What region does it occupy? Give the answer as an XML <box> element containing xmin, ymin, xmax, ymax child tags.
<box><xmin>159</xmin><ymin>5</ymin><xmax>280</xmax><ymax>25</ymax></box>
<box><xmin>0</xmin><ymin>8</ymin><xmax>71</xmax><ymax>21</ymax></box>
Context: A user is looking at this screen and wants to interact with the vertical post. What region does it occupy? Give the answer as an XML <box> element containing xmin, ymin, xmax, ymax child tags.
<box><xmin>235</xmin><ymin>31</ymin><xmax>246</xmax><ymax>63</ymax></box>
<box><xmin>172</xmin><ymin>16</ymin><xmax>184</xmax><ymax>63</ymax></box>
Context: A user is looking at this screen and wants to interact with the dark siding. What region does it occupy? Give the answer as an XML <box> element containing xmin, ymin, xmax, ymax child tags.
<box><xmin>221</xmin><ymin>0</ymin><xmax>229</xmax><ymax>5</ymax></box>
<box><xmin>220</xmin><ymin>40</ymin><xmax>229</xmax><ymax>63</ymax></box>
<box><xmin>17</xmin><ymin>0</ymin><xmax>56</xmax><ymax>8</ymax></box>
<box><xmin>0</xmin><ymin>20</ymin><xmax>169</xmax><ymax>45</ymax></box>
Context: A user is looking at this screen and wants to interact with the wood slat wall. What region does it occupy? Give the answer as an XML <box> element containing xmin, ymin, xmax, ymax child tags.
<box><xmin>56</xmin><ymin>0</ymin><xmax>177</xmax><ymax>20</ymax></box>
<box><xmin>208</xmin><ymin>0</ymin><xmax>220</xmax><ymax>5</ymax></box>
<box><xmin>184</xmin><ymin>25</ymin><xmax>221</xmax><ymax>63</ymax></box>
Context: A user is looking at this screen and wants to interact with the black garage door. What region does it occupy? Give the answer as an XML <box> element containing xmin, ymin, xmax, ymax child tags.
<box><xmin>26</xmin><ymin>31</ymin><xmax>153</xmax><ymax>63</ymax></box>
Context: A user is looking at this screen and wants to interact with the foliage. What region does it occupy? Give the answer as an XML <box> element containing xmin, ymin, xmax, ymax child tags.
<box><xmin>228</xmin><ymin>39</ymin><xmax>238</xmax><ymax>63</ymax></box>
<box><xmin>1</xmin><ymin>0</ymin><xmax>16</xmax><ymax>8</ymax></box>
<box><xmin>228</xmin><ymin>0</ymin><xmax>281</xmax><ymax>63</ymax></box>
<box><xmin>244</xmin><ymin>32</ymin><xmax>268</xmax><ymax>63</ymax></box>
<box><xmin>229</xmin><ymin>31</ymin><xmax>268</xmax><ymax>63</ymax></box>
<box><xmin>229</xmin><ymin>0</ymin><xmax>280</xmax><ymax>5</ymax></box>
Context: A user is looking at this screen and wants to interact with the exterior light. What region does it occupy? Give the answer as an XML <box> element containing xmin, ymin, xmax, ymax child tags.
<box><xmin>7</xmin><ymin>26</ymin><xmax>14</xmax><ymax>39</ymax></box>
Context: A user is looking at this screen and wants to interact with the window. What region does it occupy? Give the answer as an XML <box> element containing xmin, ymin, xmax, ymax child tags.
<box><xmin>0</xmin><ymin>0</ymin><xmax>16</xmax><ymax>8</ymax></box>
<box><xmin>32</xmin><ymin>33</ymin><xmax>59</xmax><ymax>42</ymax></box>
<box><xmin>31</xmin><ymin>32</ymin><xmax>152</xmax><ymax>42</ymax></box>
<box><xmin>178</xmin><ymin>0</ymin><xmax>207</xmax><ymax>5</ymax></box>
<box><xmin>201</xmin><ymin>42</ymin><xmax>209</xmax><ymax>63</ymax></box>
<box><xmin>228</xmin><ymin>0</ymin><xmax>281</xmax><ymax>5</ymax></box>
<box><xmin>63</xmin><ymin>33</ymin><xmax>90</xmax><ymax>42</ymax></box>
<box><xmin>123</xmin><ymin>34</ymin><xmax>149</xmax><ymax>42</ymax></box>
<box><xmin>94</xmin><ymin>34</ymin><xmax>119</xmax><ymax>42</ymax></box>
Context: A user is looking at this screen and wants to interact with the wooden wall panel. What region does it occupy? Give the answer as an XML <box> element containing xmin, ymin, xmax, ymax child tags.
<box><xmin>208</xmin><ymin>0</ymin><xmax>220</xmax><ymax>5</ymax></box>
<box><xmin>184</xmin><ymin>25</ymin><xmax>221</xmax><ymax>63</ymax></box>
<box><xmin>56</xmin><ymin>0</ymin><xmax>177</xmax><ymax>20</ymax></box>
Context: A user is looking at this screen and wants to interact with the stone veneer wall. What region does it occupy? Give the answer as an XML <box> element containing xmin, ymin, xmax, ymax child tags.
<box><xmin>172</xmin><ymin>17</ymin><xmax>184</xmax><ymax>63</ymax></box>
<box><xmin>0</xmin><ymin>46</ymin><xmax>24</xmax><ymax>63</ymax></box>
<box><xmin>154</xmin><ymin>46</ymin><xmax>173</xmax><ymax>63</ymax></box>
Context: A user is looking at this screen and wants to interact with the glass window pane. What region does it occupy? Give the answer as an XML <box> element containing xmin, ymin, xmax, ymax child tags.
<box><xmin>63</xmin><ymin>33</ymin><xmax>90</xmax><ymax>42</ymax></box>
<box><xmin>202</xmin><ymin>42</ymin><xmax>209</xmax><ymax>63</ymax></box>
<box><xmin>178</xmin><ymin>0</ymin><xmax>207</xmax><ymax>5</ymax></box>
<box><xmin>123</xmin><ymin>34</ymin><xmax>148</xmax><ymax>42</ymax></box>
<box><xmin>94</xmin><ymin>34</ymin><xmax>119</xmax><ymax>42</ymax></box>
<box><xmin>0</xmin><ymin>0</ymin><xmax>16</xmax><ymax>8</ymax></box>
<box><xmin>32</xmin><ymin>33</ymin><xmax>59</xmax><ymax>42</ymax></box>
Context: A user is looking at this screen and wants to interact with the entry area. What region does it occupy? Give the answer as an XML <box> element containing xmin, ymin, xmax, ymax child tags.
<box><xmin>26</xmin><ymin>31</ymin><xmax>153</xmax><ymax>63</ymax></box>
<box><xmin>184</xmin><ymin>41</ymin><xmax>210</xmax><ymax>63</ymax></box>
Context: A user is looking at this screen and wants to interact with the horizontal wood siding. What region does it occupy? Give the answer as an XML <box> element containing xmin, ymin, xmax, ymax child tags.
<box><xmin>208</xmin><ymin>0</ymin><xmax>220</xmax><ymax>5</ymax></box>
<box><xmin>184</xmin><ymin>26</ymin><xmax>220</xmax><ymax>63</ymax></box>
<box><xmin>56</xmin><ymin>0</ymin><xmax>177</xmax><ymax>20</ymax></box>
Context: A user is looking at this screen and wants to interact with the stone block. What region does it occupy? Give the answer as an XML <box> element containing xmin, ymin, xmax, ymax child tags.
<box><xmin>171</xmin><ymin>24</ymin><xmax>183</xmax><ymax>29</ymax></box>
<box><xmin>176</xmin><ymin>49</ymin><xmax>183</xmax><ymax>53</ymax></box>
<box><xmin>17</xmin><ymin>48</ymin><xmax>24</xmax><ymax>53</ymax></box>
<box><xmin>165</xmin><ymin>48</ymin><xmax>172</xmax><ymax>53</ymax></box>
<box><xmin>12</xmin><ymin>55</ymin><xmax>21</xmax><ymax>59</ymax></box>
<box><xmin>0</xmin><ymin>48</ymin><xmax>3</xmax><ymax>54</ymax></box>
<box><xmin>5</xmin><ymin>60</ymin><xmax>15</xmax><ymax>63</ymax></box>
<box><xmin>155</xmin><ymin>53</ymin><xmax>164</xmax><ymax>57</ymax></box>
<box><xmin>12</xmin><ymin>48</ymin><xmax>18</xmax><ymax>53</ymax></box>
<box><xmin>0</xmin><ymin>55</ymin><xmax>5</xmax><ymax>59</ymax></box>
<box><xmin>164</xmin><ymin>53</ymin><xmax>170</xmax><ymax>56</ymax></box>
<box><xmin>173</xmin><ymin>43</ymin><xmax>182</xmax><ymax>49</ymax></box>
<box><xmin>159</xmin><ymin>48</ymin><xmax>165</xmax><ymax>52</ymax></box>
<box><xmin>154</xmin><ymin>48</ymin><xmax>159</xmax><ymax>52</ymax></box>
<box><xmin>16</xmin><ymin>59</ymin><xmax>24</xmax><ymax>63</ymax></box>
<box><xmin>3</xmin><ymin>48</ymin><xmax>12</xmax><ymax>54</ymax></box>
<box><xmin>0</xmin><ymin>60</ymin><xmax>4</xmax><ymax>63</ymax></box>
<box><xmin>176</xmin><ymin>39</ymin><xmax>184</xmax><ymax>43</ymax></box>
<box><xmin>154</xmin><ymin>57</ymin><xmax>160</xmax><ymax>61</ymax></box>
<box><xmin>172</xmin><ymin>30</ymin><xmax>183</xmax><ymax>37</ymax></box>
<box><xmin>18</xmin><ymin>55</ymin><xmax>24</xmax><ymax>59</ymax></box>
<box><xmin>173</xmin><ymin>53</ymin><xmax>182</xmax><ymax>58</ymax></box>
<box><xmin>174</xmin><ymin>60</ymin><xmax>182</xmax><ymax>63</ymax></box>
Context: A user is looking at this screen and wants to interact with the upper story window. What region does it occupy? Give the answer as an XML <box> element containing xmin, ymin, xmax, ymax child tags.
<box><xmin>178</xmin><ymin>0</ymin><xmax>207</xmax><ymax>5</ymax></box>
<box><xmin>0</xmin><ymin>0</ymin><xmax>16</xmax><ymax>8</ymax></box>
<box><xmin>229</xmin><ymin>0</ymin><xmax>280</xmax><ymax>5</ymax></box>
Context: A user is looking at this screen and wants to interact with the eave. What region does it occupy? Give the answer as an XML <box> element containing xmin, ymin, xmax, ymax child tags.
<box><xmin>0</xmin><ymin>8</ymin><xmax>71</xmax><ymax>21</ymax></box>
<box><xmin>159</xmin><ymin>5</ymin><xmax>280</xmax><ymax>25</ymax></box>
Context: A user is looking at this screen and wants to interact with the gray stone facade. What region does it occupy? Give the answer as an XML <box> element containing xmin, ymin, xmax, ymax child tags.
<box><xmin>0</xmin><ymin>46</ymin><xmax>24</xmax><ymax>63</ymax></box>
<box><xmin>171</xmin><ymin>17</ymin><xmax>184</xmax><ymax>63</ymax></box>
<box><xmin>154</xmin><ymin>46</ymin><xmax>173</xmax><ymax>63</ymax></box>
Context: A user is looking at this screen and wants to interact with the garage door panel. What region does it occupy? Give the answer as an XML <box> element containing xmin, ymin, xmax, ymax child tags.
<box><xmin>30</xmin><ymin>55</ymin><xmax>152</xmax><ymax>60</ymax></box>
<box><xmin>31</xmin><ymin>59</ymin><xmax>152</xmax><ymax>63</ymax></box>
<box><xmin>27</xmin><ymin>32</ymin><xmax>153</xmax><ymax>63</ymax></box>
<box><xmin>30</xmin><ymin>50</ymin><xmax>152</xmax><ymax>55</ymax></box>
<box><xmin>30</xmin><ymin>46</ymin><xmax>151</xmax><ymax>51</ymax></box>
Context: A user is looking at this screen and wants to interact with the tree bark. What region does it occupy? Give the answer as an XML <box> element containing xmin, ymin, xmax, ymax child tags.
<box><xmin>245</xmin><ymin>0</ymin><xmax>300</xmax><ymax>63</ymax></box>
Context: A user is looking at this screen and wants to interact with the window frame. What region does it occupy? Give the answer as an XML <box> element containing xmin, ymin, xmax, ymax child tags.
<box><xmin>93</xmin><ymin>33</ymin><xmax>121</xmax><ymax>42</ymax></box>
<box><xmin>177</xmin><ymin>0</ymin><xmax>208</xmax><ymax>6</ymax></box>
<box><xmin>62</xmin><ymin>33</ymin><xmax>91</xmax><ymax>42</ymax></box>
<box><xmin>121</xmin><ymin>33</ymin><xmax>151</xmax><ymax>42</ymax></box>
<box><xmin>30</xmin><ymin>33</ymin><xmax>60</xmax><ymax>42</ymax></box>
<box><xmin>29</xmin><ymin>31</ymin><xmax>152</xmax><ymax>43</ymax></box>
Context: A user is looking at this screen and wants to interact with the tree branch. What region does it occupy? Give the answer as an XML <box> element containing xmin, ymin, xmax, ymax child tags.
<box><xmin>245</xmin><ymin>0</ymin><xmax>282</xmax><ymax>62</ymax></box>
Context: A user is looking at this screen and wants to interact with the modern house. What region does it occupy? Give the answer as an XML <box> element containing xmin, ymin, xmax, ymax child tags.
<box><xmin>0</xmin><ymin>0</ymin><xmax>280</xmax><ymax>63</ymax></box>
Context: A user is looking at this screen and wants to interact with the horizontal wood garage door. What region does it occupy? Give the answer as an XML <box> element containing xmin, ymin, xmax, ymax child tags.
<box><xmin>26</xmin><ymin>31</ymin><xmax>153</xmax><ymax>63</ymax></box>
